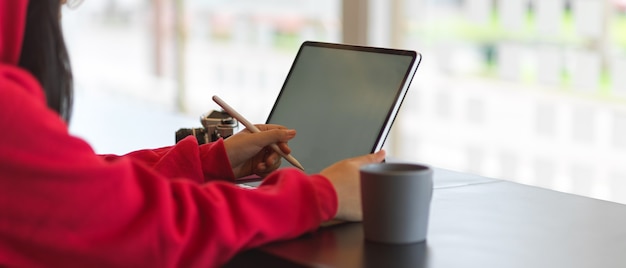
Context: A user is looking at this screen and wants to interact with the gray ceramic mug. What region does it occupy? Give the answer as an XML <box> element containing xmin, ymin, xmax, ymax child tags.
<box><xmin>360</xmin><ymin>163</ymin><xmax>433</xmax><ymax>244</ymax></box>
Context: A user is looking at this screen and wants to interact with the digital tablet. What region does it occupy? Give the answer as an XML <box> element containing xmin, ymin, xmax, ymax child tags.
<box><xmin>266</xmin><ymin>41</ymin><xmax>421</xmax><ymax>174</ymax></box>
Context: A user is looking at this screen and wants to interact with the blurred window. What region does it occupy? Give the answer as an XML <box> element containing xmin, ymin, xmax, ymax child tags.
<box><xmin>64</xmin><ymin>0</ymin><xmax>626</xmax><ymax>204</ymax></box>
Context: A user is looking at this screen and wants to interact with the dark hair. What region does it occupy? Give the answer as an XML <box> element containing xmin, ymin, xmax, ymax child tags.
<box><xmin>18</xmin><ymin>0</ymin><xmax>74</xmax><ymax>123</ymax></box>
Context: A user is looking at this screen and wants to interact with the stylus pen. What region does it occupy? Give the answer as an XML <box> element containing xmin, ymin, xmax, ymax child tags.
<box><xmin>212</xmin><ymin>95</ymin><xmax>305</xmax><ymax>171</ymax></box>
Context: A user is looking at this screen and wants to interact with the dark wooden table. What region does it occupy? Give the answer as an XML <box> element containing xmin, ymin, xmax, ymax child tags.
<box><xmin>226</xmin><ymin>168</ymin><xmax>626</xmax><ymax>267</ymax></box>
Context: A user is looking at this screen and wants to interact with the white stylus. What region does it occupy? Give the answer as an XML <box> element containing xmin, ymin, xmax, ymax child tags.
<box><xmin>212</xmin><ymin>95</ymin><xmax>305</xmax><ymax>171</ymax></box>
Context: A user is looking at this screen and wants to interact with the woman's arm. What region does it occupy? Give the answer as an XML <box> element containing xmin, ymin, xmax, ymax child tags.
<box><xmin>98</xmin><ymin>137</ymin><xmax>235</xmax><ymax>184</ymax></box>
<box><xmin>0</xmin><ymin>72</ymin><xmax>337</xmax><ymax>267</ymax></box>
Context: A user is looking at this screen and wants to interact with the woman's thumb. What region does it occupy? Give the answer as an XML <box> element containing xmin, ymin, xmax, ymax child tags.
<box><xmin>359</xmin><ymin>150</ymin><xmax>386</xmax><ymax>164</ymax></box>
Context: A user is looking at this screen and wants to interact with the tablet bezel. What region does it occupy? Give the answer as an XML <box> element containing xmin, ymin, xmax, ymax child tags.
<box><xmin>266</xmin><ymin>41</ymin><xmax>421</xmax><ymax>172</ymax></box>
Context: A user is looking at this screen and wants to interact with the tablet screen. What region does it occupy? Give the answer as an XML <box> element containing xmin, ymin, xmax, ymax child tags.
<box><xmin>266</xmin><ymin>41</ymin><xmax>420</xmax><ymax>174</ymax></box>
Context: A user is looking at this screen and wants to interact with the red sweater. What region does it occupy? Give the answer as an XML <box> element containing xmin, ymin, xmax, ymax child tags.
<box><xmin>0</xmin><ymin>1</ymin><xmax>337</xmax><ymax>267</ymax></box>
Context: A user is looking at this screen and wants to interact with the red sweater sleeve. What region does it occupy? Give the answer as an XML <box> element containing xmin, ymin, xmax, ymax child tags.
<box><xmin>99</xmin><ymin>137</ymin><xmax>236</xmax><ymax>184</ymax></box>
<box><xmin>0</xmin><ymin>67</ymin><xmax>338</xmax><ymax>267</ymax></box>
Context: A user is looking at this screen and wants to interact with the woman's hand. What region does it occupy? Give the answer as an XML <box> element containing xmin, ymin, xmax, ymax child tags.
<box><xmin>223</xmin><ymin>124</ymin><xmax>296</xmax><ymax>178</ymax></box>
<box><xmin>320</xmin><ymin>150</ymin><xmax>386</xmax><ymax>221</ymax></box>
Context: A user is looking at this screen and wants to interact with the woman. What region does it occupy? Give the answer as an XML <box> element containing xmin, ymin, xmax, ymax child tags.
<box><xmin>0</xmin><ymin>0</ymin><xmax>385</xmax><ymax>267</ymax></box>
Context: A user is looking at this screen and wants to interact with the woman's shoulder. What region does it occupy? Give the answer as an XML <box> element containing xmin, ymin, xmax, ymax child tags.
<box><xmin>0</xmin><ymin>64</ymin><xmax>46</xmax><ymax>101</ymax></box>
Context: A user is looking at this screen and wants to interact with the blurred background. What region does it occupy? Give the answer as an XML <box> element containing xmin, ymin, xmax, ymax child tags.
<box><xmin>63</xmin><ymin>0</ymin><xmax>626</xmax><ymax>204</ymax></box>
